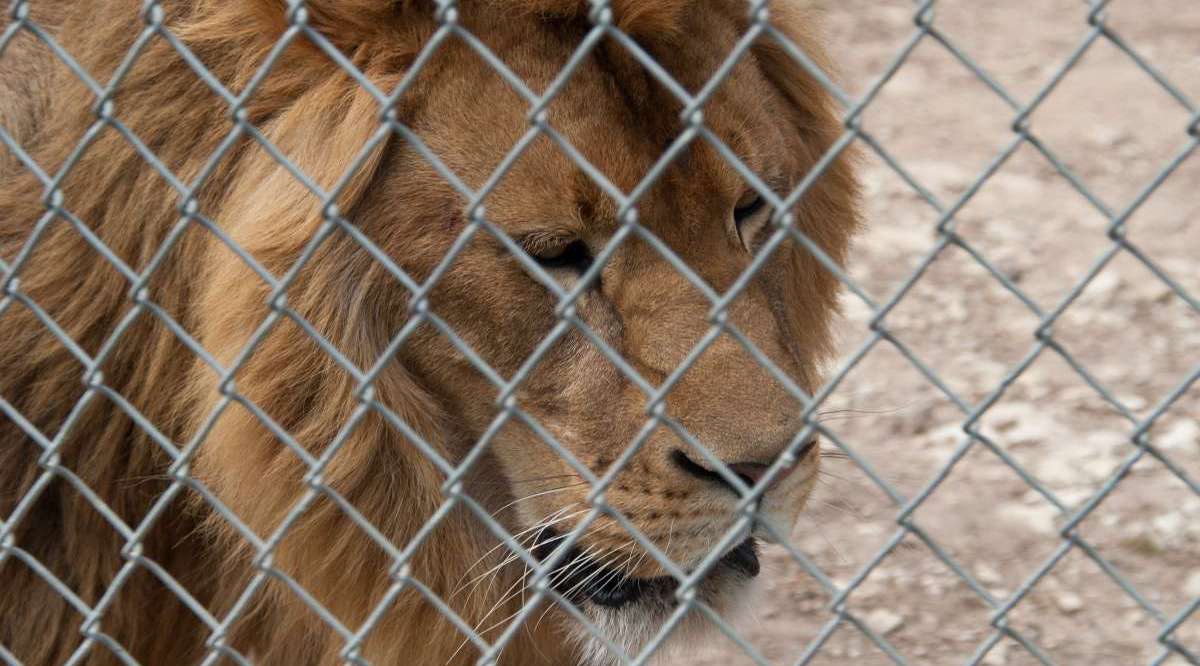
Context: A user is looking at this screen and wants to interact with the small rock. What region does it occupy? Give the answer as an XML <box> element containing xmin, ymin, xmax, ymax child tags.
<box><xmin>1086</xmin><ymin>430</ymin><xmax>1128</xmax><ymax>454</ymax></box>
<box><xmin>990</xmin><ymin>172</ymin><xmax>1043</xmax><ymax>201</ymax></box>
<box><xmin>920</xmin><ymin>575</ymin><xmax>944</xmax><ymax>594</ymax></box>
<box><xmin>1057</xmin><ymin>488</ymin><xmax>1094</xmax><ymax>509</ymax></box>
<box><xmin>1152</xmin><ymin>512</ymin><xmax>1185</xmax><ymax>545</ymax></box>
<box><xmin>864</xmin><ymin>608</ymin><xmax>905</xmax><ymax>636</ymax></box>
<box><xmin>1060</xmin><ymin>386</ymin><xmax>1102</xmax><ymax>407</ymax></box>
<box><xmin>1158</xmin><ymin>419</ymin><xmax>1199</xmax><ymax>453</ymax></box>
<box><xmin>1081</xmin><ymin>456</ymin><xmax>1117</xmax><ymax>483</ymax></box>
<box><xmin>975</xmin><ymin>563</ymin><xmax>1003</xmax><ymax>586</ymax></box>
<box><xmin>1116</xmin><ymin>394</ymin><xmax>1147</xmax><ymax>411</ymax></box>
<box><xmin>942</xmin><ymin>297</ymin><xmax>969</xmax><ymax>323</ymax></box>
<box><xmin>922</xmin><ymin>422</ymin><xmax>965</xmax><ymax>449</ymax></box>
<box><xmin>1035</xmin><ymin>456</ymin><xmax>1090</xmax><ymax>487</ymax></box>
<box><xmin>1055</xmin><ymin>591</ymin><xmax>1084</xmax><ymax>614</ymax></box>
<box><xmin>986</xmin><ymin>402</ymin><xmax>1064</xmax><ymax>447</ymax></box>
<box><xmin>983</xmin><ymin>640</ymin><xmax>1009</xmax><ymax>666</ymax></box>
<box><xmin>1022</xmin><ymin>489</ymin><xmax>1044</xmax><ymax>505</ymax></box>
<box><xmin>1123</xmin><ymin>609</ymin><xmax>1147</xmax><ymax>627</ymax></box>
<box><xmin>1084</xmin><ymin>271</ymin><xmax>1122</xmax><ymax>302</ymax></box>
<box><xmin>1185</xmin><ymin>571</ymin><xmax>1200</xmax><ymax>597</ymax></box>
<box><xmin>1184</xmin><ymin>497</ymin><xmax>1200</xmax><ymax>515</ymax></box>
<box><xmin>1024</xmin><ymin>381</ymin><xmax>1053</xmax><ymax>401</ymax></box>
<box><xmin>1087</xmin><ymin>125</ymin><xmax>1132</xmax><ymax>149</ymax></box>
<box><xmin>1131</xmin><ymin>276</ymin><xmax>1175</xmax><ymax>303</ymax></box>
<box><xmin>912</xmin><ymin>160</ymin><xmax>973</xmax><ymax>194</ymax></box>
<box><xmin>999</xmin><ymin>503</ymin><xmax>1058</xmax><ymax>536</ymax></box>
<box><xmin>856</xmin><ymin>522</ymin><xmax>886</xmax><ymax>537</ymax></box>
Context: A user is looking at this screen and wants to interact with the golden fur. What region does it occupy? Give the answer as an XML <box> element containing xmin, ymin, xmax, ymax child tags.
<box><xmin>0</xmin><ymin>1</ymin><xmax>859</xmax><ymax>663</ymax></box>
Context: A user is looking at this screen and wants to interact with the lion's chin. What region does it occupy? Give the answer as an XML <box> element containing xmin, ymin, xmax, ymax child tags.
<box><xmin>532</xmin><ymin>530</ymin><xmax>761</xmax><ymax>664</ymax></box>
<box><xmin>541</xmin><ymin>533</ymin><xmax>760</xmax><ymax>609</ymax></box>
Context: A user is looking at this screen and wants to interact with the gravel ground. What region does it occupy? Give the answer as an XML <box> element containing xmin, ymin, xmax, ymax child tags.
<box><xmin>686</xmin><ymin>3</ymin><xmax>1200</xmax><ymax>665</ymax></box>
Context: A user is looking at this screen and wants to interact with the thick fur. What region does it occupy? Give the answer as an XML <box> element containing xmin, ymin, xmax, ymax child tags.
<box><xmin>0</xmin><ymin>1</ymin><xmax>859</xmax><ymax>664</ymax></box>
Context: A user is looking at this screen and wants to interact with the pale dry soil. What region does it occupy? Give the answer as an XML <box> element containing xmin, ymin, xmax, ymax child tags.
<box><xmin>683</xmin><ymin>2</ymin><xmax>1200</xmax><ymax>665</ymax></box>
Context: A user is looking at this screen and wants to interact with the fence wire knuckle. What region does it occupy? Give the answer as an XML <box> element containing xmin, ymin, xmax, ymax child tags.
<box><xmin>1</xmin><ymin>0</ymin><xmax>1198</xmax><ymax>664</ymax></box>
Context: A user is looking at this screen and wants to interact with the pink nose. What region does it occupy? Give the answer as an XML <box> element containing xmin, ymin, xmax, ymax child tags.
<box><xmin>728</xmin><ymin>439</ymin><xmax>818</xmax><ymax>491</ymax></box>
<box><xmin>672</xmin><ymin>439</ymin><xmax>817</xmax><ymax>493</ymax></box>
<box><xmin>728</xmin><ymin>461</ymin><xmax>796</xmax><ymax>491</ymax></box>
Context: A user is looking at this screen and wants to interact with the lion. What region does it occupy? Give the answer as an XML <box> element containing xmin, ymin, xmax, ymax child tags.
<box><xmin>0</xmin><ymin>1</ymin><xmax>859</xmax><ymax>664</ymax></box>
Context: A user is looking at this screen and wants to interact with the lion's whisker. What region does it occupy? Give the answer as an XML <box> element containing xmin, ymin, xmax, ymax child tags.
<box><xmin>814</xmin><ymin>405</ymin><xmax>908</xmax><ymax>419</ymax></box>
<box><xmin>558</xmin><ymin>546</ymin><xmax>623</xmax><ymax>601</ymax></box>
<box><xmin>477</xmin><ymin>516</ymin><xmax>589</xmax><ymax>603</ymax></box>
<box><xmin>490</xmin><ymin>483</ymin><xmax>589</xmax><ymax>517</ymax></box>
<box><xmin>586</xmin><ymin>544</ymin><xmax>637</xmax><ymax>597</ymax></box>
<box><xmin>446</xmin><ymin>523</ymin><xmax>588</xmax><ymax>665</ymax></box>
<box><xmin>451</xmin><ymin>505</ymin><xmax>583</xmax><ymax>596</ymax></box>
<box><xmin>795</xmin><ymin>512</ymin><xmax>848</xmax><ymax>566</ymax></box>
<box><xmin>446</xmin><ymin>573</ymin><xmax>531</xmax><ymax>665</ymax></box>
<box><xmin>816</xmin><ymin>498</ymin><xmax>867</xmax><ymax>520</ymax></box>
<box><xmin>474</xmin><ymin>542</ymin><xmax>616</xmax><ymax>657</ymax></box>
<box><xmin>473</xmin><ymin>472</ymin><xmax>585</xmax><ymax>488</ymax></box>
<box><xmin>816</xmin><ymin>468</ymin><xmax>868</xmax><ymax>489</ymax></box>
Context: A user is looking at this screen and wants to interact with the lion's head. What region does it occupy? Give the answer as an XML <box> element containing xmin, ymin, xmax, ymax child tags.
<box><xmin>162</xmin><ymin>0</ymin><xmax>861</xmax><ymax>662</ymax></box>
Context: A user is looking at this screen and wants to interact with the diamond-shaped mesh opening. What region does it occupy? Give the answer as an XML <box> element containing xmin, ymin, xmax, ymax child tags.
<box><xmin>949</xmin><ymin>144</ymin><xmax>1118</xmax><ymax>311</ymax></box>
<box><xmin>931</xmin><ymin>2</ymin><xmax>1083</xmax><ymax>103</ymax></box>
<box><xmin>1070</xmin><ymin>453</ymin><xmax>1200</xmax><ymax>615</ymax></box>
<box><xmin>2</xmin><ymin>220</ymin><xmax>137</xmax><ymax>356</ymax></box>
<box><xmin>851</xmin><ymin>37</ymin><xmax>1018</xmax><ymax>208</ymax></box>
<box><xmin>846</xmin><ymin>154</ymin><xmax>945</xmax><ymax>304</ymax></box>
<box><xmin>3</xmin><ymin>1</ymin><xmax>1199</xmax><ymax>665</ymax></box>
<box><xmin>812</xmin><ymin>340</ymin><xmax>965</xmax><ymax>503</ymax></box>
<box><xmin>1001</xmin><ymin>548</ymin><xmax>1165</xmax><ymax>664</ymax></box>
<box><xmin>1052</xmin><ymin>253</ymin><xmax>1200</xmax><ymax>409</ymax></box>
<box><xmin>973</xmin><ymin>354</ymin><xmax>1140</xmax><ymax>499</ymax></box>
<box><xmin>1122</xmin><ymin>155</ymin><xmax>1200</xmax><ymax>298</ymax></box>
<box><xmin>1028</xmin><ymin>42</ymin><xmax>1192</xmax><ymax>205</ymax></box>
<box><xmin>880</xmin><ymin>243</ymin><xmax>1042</xmax><ymax>405</ymax></box>
<box><xmin>0</xmin><ymin>30</ymin><xmax>95</xmax><ymax>180</ymax></box>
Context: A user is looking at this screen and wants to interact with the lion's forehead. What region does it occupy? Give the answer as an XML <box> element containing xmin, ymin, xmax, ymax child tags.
<box><xmin>411</xmin><ymin>14</ymin><xmax>800</xmax><ymax>235</ymax></box>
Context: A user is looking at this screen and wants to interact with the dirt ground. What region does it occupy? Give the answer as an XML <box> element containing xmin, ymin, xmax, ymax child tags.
<box><xmin>688</xmin><ymin>2</ymin><xmax>1200</xmax><ymax>665</ymax></box>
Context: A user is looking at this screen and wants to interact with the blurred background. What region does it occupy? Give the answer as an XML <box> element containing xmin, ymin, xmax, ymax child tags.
<box><xmin>692</xmin><ymin>2</ymin><xmax>1200</xmax><ymax>664</ymax></box>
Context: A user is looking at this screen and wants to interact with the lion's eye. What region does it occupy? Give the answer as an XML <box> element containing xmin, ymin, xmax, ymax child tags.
<box><xmin>531</xmin><ymin>240</ymin><xmax>593</xmax><ymax>273</ymax></box>
<box><xmin>733</xmin><ymin>193</ymin><xmax>767</xmax><ymax>227</ymax></box>
<box><xmin>732</xmin><ymin>191</ymin><xmax>771</xmax><ymax>251</ymax></box>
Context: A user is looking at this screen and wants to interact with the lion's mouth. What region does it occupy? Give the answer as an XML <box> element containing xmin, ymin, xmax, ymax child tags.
<box><xmin>532</xmin><ymin>528</ymin><xmax>760</xmax><ymax>610</ymax></box>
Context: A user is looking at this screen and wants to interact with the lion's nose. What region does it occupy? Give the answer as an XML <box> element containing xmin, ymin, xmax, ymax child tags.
<box><xmin>671</xmin><ymin>439</ymin><xmax>816</xmax><ymax>495</ymax></box>
<box><xmin>728</xmin><ymin>460</ymin><xmax>802</xmax><ymax>493</ymax></box>
<box><xmin>727</xmin><ymin>461</ymin><xmax>771</xmax><ymax>485</ymax></box>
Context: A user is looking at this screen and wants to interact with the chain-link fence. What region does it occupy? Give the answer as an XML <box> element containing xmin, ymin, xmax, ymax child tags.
<box><xmin>1</xmin><ymin>0</ymin><xmax>1197</xmax><ymax>665</ymax></box>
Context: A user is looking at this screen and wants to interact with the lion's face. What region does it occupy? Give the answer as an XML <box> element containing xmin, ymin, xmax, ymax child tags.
<box><xmin>349</xmin><ymin>0</ymin><xmax>857</xmax><ymax>642</ymax></box>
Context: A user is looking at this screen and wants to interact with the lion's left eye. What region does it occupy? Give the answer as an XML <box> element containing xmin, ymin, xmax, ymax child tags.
<box><xmin>733</xmin><ymin>194</ymin><xmax>767</xmax><ymax>227</ymax></box>
<box><xmin>732</xmin><ymin>192</ymin><xmax>771</xmax><ymax>251</ymax></box>
<box><xmin>532</xmin><ymin>240</ymin><xmax>593</xmax><ymax>273</ymax></box>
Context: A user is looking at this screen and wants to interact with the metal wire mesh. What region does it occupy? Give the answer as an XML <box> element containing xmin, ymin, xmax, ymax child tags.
<box><xmin>0</xmin><ymin>0</ymin><xmax>1197</xmax><ymax>664</ymax></box>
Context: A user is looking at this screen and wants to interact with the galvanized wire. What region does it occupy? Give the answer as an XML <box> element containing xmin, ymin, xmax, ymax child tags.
<box><xmin>1</xmin><ymin>0</ymin><xmax>1197</xmax><ymax>664</ymax></box>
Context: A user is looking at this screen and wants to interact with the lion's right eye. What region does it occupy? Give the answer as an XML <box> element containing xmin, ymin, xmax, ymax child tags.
<box><xmin>531</xmin><ymin>240</ymin><xmax>594</xmax><ymax>273</ymax></box>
